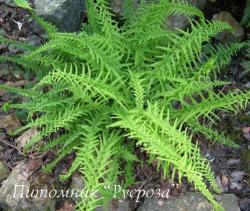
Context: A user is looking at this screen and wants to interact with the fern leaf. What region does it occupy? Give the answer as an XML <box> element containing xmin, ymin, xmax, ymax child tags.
<box><xmin>14</xmin><ymin>0</ymin><xmax>33</xmax><ymax>10</ymax></box>
<box><xmin>188</xmin><ymin>119</ymin><xmax>239</xmax><ymax>147</ymax></box>
<box><xmin>175</xmin><ymin>90</ymin><xmax>250</xmax><ymax>123</ymax></box>
<box><xmin>111</xmin><ymin>102</ymin><xmax>222</xmax><ymax>210</ymax></box>
<box><xmin>151</xmin><ymin>21</ymin><xmax>232</xmax><ymax>78</ymax></box>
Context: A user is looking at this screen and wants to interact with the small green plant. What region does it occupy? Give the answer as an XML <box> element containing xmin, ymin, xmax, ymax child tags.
<box><xmin>241</xmin><ymin>0</ymin><xmax>250</xmax><ymax>28</ymax></box>
<box><xmin>0</xmin><ymin>0</ymin><xmax>249</xmax><ymax>210</ymax></box>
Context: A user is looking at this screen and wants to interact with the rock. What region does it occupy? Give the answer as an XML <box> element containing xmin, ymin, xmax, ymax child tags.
<box><xmin>110</xmin><ymin>0</ymin><xmax>123</xmax><ymax>14</ymax></box>
<box><xmin>116</xmin><ymin>200</ymin><xmax>131</xmax><ymax>211</ymax></box>
<box><xmin>15</xmin><ymin>127</ymin><xmax>39</xmax><ymax>149</ymax></box>
<box><xmin>34</xmin><ymin>0</ymin><xmax>85</xmax><ymax>32</ymax></box>
<box><xmin>0</xmin><ymin>161</ymin><xmax>55</xmax><ymax>211</ymax></box>
<box><xmin>240</xmin><ymin>198</ymin><xmax>250</xmax><ymax>211</ymax></box>
<box><xmin>137</xmin><ymin>192</ymin><xmax>240</xmax><ymax>211</ymax></box>
<box><xmin>0</xmin><ymin>162</ymin><xmax>9</xmax><ymax>182</ymax></box>
<box><xmin>230</xmin><ymin>182</ymin><xmax>243</xmax><ymax>192</ymax></box>
<box><xmin>216</xmin><ymin>194</ymin><xmax>240</xmax><ymax>211</ymax></box>
<box><xmin>70</xmin><ymin>174</ymin><xmax>84</xmax><ymax>203</ymax></box>
<box><xmin>230</xmin><ymin>171</ymin><xmax>246</xmax><ymax>183</ymax></box>
<box><xmin>213</xmin><ymin>11</ymin><xmax>244</xmax><ymax>42</ymax></box>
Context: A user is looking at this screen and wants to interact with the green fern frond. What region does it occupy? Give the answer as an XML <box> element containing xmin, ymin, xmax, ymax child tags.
<box><xmin>204</xmin><ymin>42</ymin><xmax>246</xmax><ymax>69</ymax></box>
<box><xmin>0</xmin><ymin>83</ymin><xmax>36</xmax><ymax>98</ymax></box>
<box><xmin>121</xmin><ymin>0</ymin><xmax>137</xmax><ymax>24</ymax></box>
<box><xmin>111</xmin><ymin>102</ymin><xmax>222</xmax><ymax>210</ymax></box>
<box><xmin>128</xmin><ymin>0</ymin><xmax>204</xmax><ymax>33</ymax></box>
<box><xmin>16</xmin><ymin>103</ymin><xmax>87</xmax><ymax>147</ymax></box>
<box><xmin>175</xmin><ymin>90</ymin><xmax>250</xmax><ymax>123</ymax></box>
<box><xmin>130</xmin><ymin>72</ymin><xmax>145</xmax><ymax>109</ymax></box>
<box><xmin>14</xmin><ymin>0</ymin><xmax>33</xmax><ymax>10</ymax></box>
<box><xmin>188</xmin><ymin>119</ymin><xmax>239</xmax><ymax>147</ymax></box>
<box><xmin>155</xmin><ymin>79</ymin><xmax>230</xmax><ymax>107</ymax></box>
<box><xmin>125</xmin><ymin>0</ymin><xmax>204</xmax><ymax>51</ymax></box>
<box><xmin>24</xmin><ymin>33</ymin><xmax>123</xmax><ymax>79</ymax></box>
<box><xmin>35</xmin><ymin>65</ymin><xmax>127</xmax><ymax>108</ymax></box>
<box><xmin>61</xmin><ymin>132</ymin><xmax>122</xmax><ymax>211</ymax></box>
<box><xmin>30</xmin><ymin>13</ymin><xmax>58</xmax><ymax>35</ymax></box>
<box><xmin>0</xmin><ymin>36</ymin><xmax>36</xmax><ymax>51</ymax></box>
<box><xmin>151</xmin><ymin>21</ymin><xmax>232</xmax><ymax>78</ymax></box>
<box><xmin>241</xmin><ymin>1</ymin><xmax>250</xmax><ymax>27</ymax></box>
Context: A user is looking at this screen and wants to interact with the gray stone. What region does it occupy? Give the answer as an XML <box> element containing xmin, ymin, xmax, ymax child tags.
<box><xmin>137</xmin><ymin>192</ymin><xmax>240</xmax><ymax>211</ymax></box>
<box><xmin>213</xmin><ymin>11</ymin><xmax>245</xmax><ymax>42</ymax></box>
<box><xmin>0</xmin><ymin>161</ymin><xmax>55</xmax><ymax>211</ymax></box>
<box><xmin>116</xmin><ymin>200</ymin><xmax>131</xmax><ymax>211</ymax></box>
<box><xmin>0</xmin><ymin>162</ymin><xmax>9</xmax><ymax>182</ymax></box>
<box><xmin>70</xmin><ymin>174</ymin><xmax>85</xmax><ymax>203</ymax></box>
<box><xmin>110</xmin><ymin>0</ymin><xmax>123</xmax><ymax>14</ymax></box>
<box><xmin>34</xmin><ymin>0</ymin><xmax>85</xmax><ymax>32</ymax></box>
<box><xmin>239</xmin><ymin>198</ymin><xmax>250</xmax><ymax>211</ymax></box>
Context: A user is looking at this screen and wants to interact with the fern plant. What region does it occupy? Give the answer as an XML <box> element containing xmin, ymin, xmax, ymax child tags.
<box><xmin>0</xmin><ymin>0</ymin><xmax>249</xmax><ymax>210</ymax></box>
<box><xmin>241</xmin><ymin>0</ymin><xmax>250</xmax><ymax>28</ymax></box>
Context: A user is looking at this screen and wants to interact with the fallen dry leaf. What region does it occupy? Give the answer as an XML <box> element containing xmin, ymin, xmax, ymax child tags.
<box><xmin>215</xmin><ymin>175</ymin><xmax>228</xmax><ymax>193</ymax></box>
<box><xmin>0</xmin><ymin>80</ymin><xmax>27</xmax><ymax>96</ymax></box>
<box><xmin>57</xmin><ymin>202</ymin><xmax>74</xmax><ymax>211</ymax></box>
<box><xmin>26</xmin><ymin>159</ymin><xmax>42</xmax><ymax>171</ymax></box>
<box><xmin>15</xmin><ymin>127</ymin><xmax>39</xmax><ymax>148</ymax></box>
<box><xmin>221</xmin><ymin>174</ymin><xmax>229</xmax><ymax>186</ymax></box>
<box><xmin>0</xmin><ymin>113</ymin><xmax>22</xmax><ymax>134</ymax></box>
<box><xmin>5</xmin><ymin>80</ymin><xmax>27</xmax><ymax>87</ymax></box>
